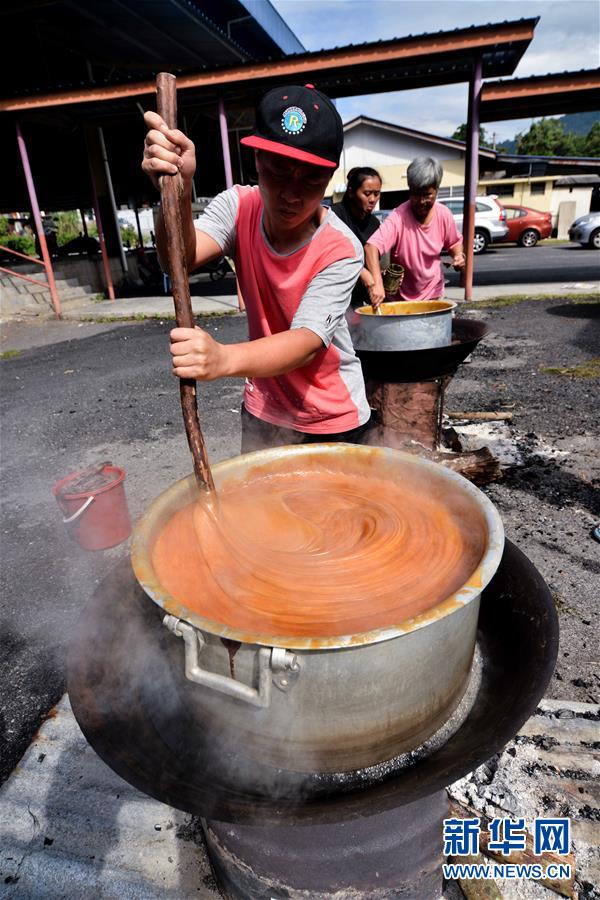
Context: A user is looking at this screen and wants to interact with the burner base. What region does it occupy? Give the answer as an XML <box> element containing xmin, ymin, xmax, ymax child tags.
<box><xmin>68</xmin><ymin>541</ymin><xmax>558</xmax><ymax>825</ymax></box>
<box><xmin>204</xmin><ymin>791</ymin><xmax>446</xmax><ymax>899</ymax></box>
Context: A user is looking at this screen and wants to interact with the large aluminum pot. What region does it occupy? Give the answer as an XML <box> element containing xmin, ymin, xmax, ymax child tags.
<box><xmin>131</xmin><ymin>445</ymin><xmax>504</xmax><ymax>774</ymax></box>
<box><xmin>351</xmin><ymin>299</ymin><xmax>456</xmax><ymax>351</ymax></box>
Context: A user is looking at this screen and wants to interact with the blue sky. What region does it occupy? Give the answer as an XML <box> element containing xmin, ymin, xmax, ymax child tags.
<box><xmin>270</xmin><ymin>0</ymin><xmax>600</xmax><ymax>143</ymax></box>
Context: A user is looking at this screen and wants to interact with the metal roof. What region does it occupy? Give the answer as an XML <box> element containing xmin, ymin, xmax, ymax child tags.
<box><xmin>0</xmin><ymin>0</ymin><xmax>301</xmax><ymax>102</ymax></box>
<box><xmin>497</xmin><ymin>153</ymin><xmax>600</xmax><ymax>166</ymax></box>
<box><xmin>236</xmin><ymin>0</ymin><xmax>305</xmax><ymax>55</ymax></box>
<box><xmin>555</xmin><ymin>174</ymin><xmax>600</xmax><ymax>185</ymax></box>
<box><xmin>1</xmin><ymin>17</ymin><xmax>539</xmax><ymax>112</ymax></box>
<box><xmin>0</xmin><ymin>17</ymin><xmax>542</xmax><ymax>211</ymax></box>
<box><xmin>481</xmin><ymin>68</ymin><xmax>600</xmax><ymax>121</ymax></box>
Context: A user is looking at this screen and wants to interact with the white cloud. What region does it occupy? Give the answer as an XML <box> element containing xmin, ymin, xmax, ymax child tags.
<box><xmin>270</xmin><ymin>0</ymin><xmax>599</xmax><ymax>142</ymax></box>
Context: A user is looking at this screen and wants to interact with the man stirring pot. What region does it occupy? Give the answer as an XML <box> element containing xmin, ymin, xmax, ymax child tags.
<box><xmin>142</xmin><ymin>84</ymin><xmax>371</xmax><ymax>452</ymax></box>
<box><xmin>365</xmin><ymin>157</ymin><xmax>465</xmax><ymax>307</ymax></box>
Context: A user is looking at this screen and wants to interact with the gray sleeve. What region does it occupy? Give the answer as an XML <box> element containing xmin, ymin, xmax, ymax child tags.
<box><xmin>193</xmin><ymin>188</ymin><xmax>239</xmax><ymax>256</ymax></box>
<box><xmin>291</xmin><ymin>252</ymin><xmax>363</xmax><ymax>348</ymax></box>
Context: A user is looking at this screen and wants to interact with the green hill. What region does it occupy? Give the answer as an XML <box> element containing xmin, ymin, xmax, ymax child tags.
<box><xmin>558</xmin><ymin>111</ymin><xmax>600</xmax><ymax>135</ymax></box>
<box><xmin>499</xmin><ymin>112</ymin><xmax>600</xmax><ymax>154</ymax></box>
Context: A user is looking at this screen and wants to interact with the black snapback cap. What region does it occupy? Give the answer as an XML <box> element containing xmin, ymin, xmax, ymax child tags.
<box><xmin>241</xmin><ymin>84</ymin><xmax>343</xmax><ymax>169</ymax></box>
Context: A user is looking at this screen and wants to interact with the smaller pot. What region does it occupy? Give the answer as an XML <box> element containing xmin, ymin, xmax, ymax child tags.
<box><xmin>351</xmin><ymin>299</ymin><xmax>456</xmax><ymax>352</ymax></box>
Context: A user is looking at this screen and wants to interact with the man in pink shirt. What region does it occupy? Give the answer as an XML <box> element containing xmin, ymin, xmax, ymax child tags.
<box><xmin>142</xmin><ymin>84</ymin><xmax>371</xmax><ymax>451</ymax></box>
<box><xmin>365</xmin><ymin>157</ymin><xmax>465</xmax><ymax>305</ymax></box>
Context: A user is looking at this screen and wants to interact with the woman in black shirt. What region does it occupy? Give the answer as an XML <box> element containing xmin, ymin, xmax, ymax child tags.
<box><xmin>331</xmin><ymin>167</ymin><xmax>382</xmax><ymax>307</ymax></box>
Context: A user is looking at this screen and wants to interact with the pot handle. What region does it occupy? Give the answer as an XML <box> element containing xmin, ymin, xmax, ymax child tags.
<box><xmin>163</xmin><ymin>615</ymin><xmax>300</xmax><ymax>708</ymax></box>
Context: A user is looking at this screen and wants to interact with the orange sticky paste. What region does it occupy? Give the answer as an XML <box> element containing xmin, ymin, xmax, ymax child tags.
<box><xmin>152</xmin><ymin>458</ymin><xmax>487</xmax><ymax>637</ymax></box>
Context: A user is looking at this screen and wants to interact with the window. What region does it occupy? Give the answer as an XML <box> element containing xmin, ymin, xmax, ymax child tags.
<box><xmin>444</xmin><ymin>201</ymin><xmax>463</xmax><ymax>215</ymax></box>
<box><xmin>487</xmin><ymin>183</ymin><xmax>514</xmax><ymax>197</ymax></box>
<box><xmin>476</xmin><ymin>201</ymin><xmax>493</xmax><ymax>213</ymax></box>
<box><xmin>531</xmin><ymin>181</ymin><xmax>546</xmax><ymax>195</ymax></box>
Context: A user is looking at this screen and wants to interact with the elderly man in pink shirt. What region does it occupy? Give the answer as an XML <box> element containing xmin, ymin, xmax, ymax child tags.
<box><xmin>365</xmin><ymin>157</ymin><xmax>465</xmax><ymax>306</ymax></box>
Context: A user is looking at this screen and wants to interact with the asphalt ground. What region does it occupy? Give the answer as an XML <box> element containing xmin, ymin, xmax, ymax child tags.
<box><xmin>0</xmin><ymin>297</ymin><xmax>599</xmax><ymax>786</ymax></box>
<box><xmin>444</xmin><ymin>240</ymin><xmax>600</xmax><ymax>288</ymax></box>
<box><xmin>186</xmin><ymin>243</ymin><xmax>599</xmax><ymax>293</ymax></box>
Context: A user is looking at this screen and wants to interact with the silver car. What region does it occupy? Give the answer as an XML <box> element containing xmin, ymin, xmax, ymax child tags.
<box><xmin>437</xmin><ymin>196</ymin><xmax>509</xmax><ymax>254</ymax></box>
<box><xmin>568</xmin><ymin>211</ymin><xmax>600</xmax><ymax>249</ymax></box>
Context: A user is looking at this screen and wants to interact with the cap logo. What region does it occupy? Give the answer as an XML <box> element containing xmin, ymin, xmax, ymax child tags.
<box><xmin>281</xmin><ymin>106</ymin><xmax>307</xmax><ymax>135</ymax></box>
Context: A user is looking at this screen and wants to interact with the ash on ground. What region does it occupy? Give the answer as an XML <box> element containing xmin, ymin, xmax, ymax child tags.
<box><xmin>448</xmin><ymin>699</ymin><xmax>600</xmax><ymax>898</ymax></box>
<box><xmin>448</xmin><ymin>300</ymin><xmax>599</xmax><ymax>704</ymax></box>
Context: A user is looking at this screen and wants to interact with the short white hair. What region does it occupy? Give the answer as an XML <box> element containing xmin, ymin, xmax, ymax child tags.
<box><xmin>407</xmin><ymin>157</ymin><xmax>443</xmax><ymax>191</ymax></box>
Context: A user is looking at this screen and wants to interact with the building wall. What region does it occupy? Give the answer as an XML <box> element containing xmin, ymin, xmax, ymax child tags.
<box><xmin>479</xmin><ymin>177</ymin><xmax>593</xmax><ymax>231</ymax></box>
<box><xmin>328</xmin><ymin>122</ymin><xmax>596</xmax><ymax>228</ymax></box>
<box><xmin>550</xmin><ymin>187</ymin><xmax>593</xmax><ymax>230</ymax></box>
<box><xmin>329</xmin><ymin>124</ymin><xmax>466</xmax><ymax>196</ymax></box>
<box><xmin>439</xmin><ymin>158</ymin><xmax>468</xmax><ymax>186</ymax></box>
<box><xmin>480</xmin><ymin>177</ymin><xmax>554</xmax><ymax>211</ymax></box>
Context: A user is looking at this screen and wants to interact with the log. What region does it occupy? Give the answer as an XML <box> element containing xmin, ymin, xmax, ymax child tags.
<box><xmin>156</xmin><ymin>73</ymin><xmax>215</xmax><ymax>494</ymax></box>
<box><xmin>447</xmin><ymin>799</ymin><xmax>576</xmax><ymax>898</ymax></box>
<box><xmin>447</xmin><ymin>412</ymin><xmax>513</xmax><ymax>422</ymax></box>
<box><xmin>428</xmin><ymin>446</ymin><xmax>503</xmax><ymax>485</ymax></box>
<box><xmin>448</xmin><ymin>855</ymin><xmax>503</xmax><ymax>900</ymax></box>
<box><xmin>366</xmin><ymin>429</ymin><xmax>502</xmax><ymax>486</ymax></box>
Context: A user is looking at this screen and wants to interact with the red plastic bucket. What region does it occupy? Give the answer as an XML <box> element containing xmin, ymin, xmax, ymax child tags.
<box><xmin>53</xmin><ymin>465</ymin><xmax>132</xmax><ymax>550</ymax></box>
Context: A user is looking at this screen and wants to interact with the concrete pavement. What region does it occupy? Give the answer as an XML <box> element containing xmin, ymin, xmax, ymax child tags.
<box><xmin>44</xmin><ymin>277</ymin><xmax>598</xmax><ymax>322</ymax></box>
<box><xmin>445</xmin><ymin>279</ymin><xmax>598</xmax><ymax>303</ymax></box>
<box><xmin>59</xmin><ymin>291</ymin><xmax>242</xmax><ymax>321</ymax></box>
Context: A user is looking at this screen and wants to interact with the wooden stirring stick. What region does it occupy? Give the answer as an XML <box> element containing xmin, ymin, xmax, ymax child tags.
<box><xmin>156</xmin><ymin>72</ymin><xmax>215</xmax><ymax>493</ymax></box>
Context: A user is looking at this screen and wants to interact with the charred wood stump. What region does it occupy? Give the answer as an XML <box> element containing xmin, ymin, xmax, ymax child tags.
<box><xmin>366</xmin><ymin>377</ymin><xmax>450</xmax><ymax>452</ymax></box>
<box><xmin>365</xmin><ymin>376</ymin><xmax>502</xmax><ymax>486</ymax></box>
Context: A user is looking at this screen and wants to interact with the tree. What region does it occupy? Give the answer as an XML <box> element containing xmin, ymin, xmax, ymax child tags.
<box><xmin>516</xmin><ymin>118</ymin><xmax>583</xmax><ymax>157</ymax></box>
<box><xmin>0</xmin><ymin>215</ymin><xmax>36</xmax><ymax>257</ymax></box>
<box><xmin>582</xmin><ymin>121</ymin><xmax>600</xmax><ymax>157</ymax></box>
<box><xmin>120</xmin><ymin>224</ymin><xmax>138</xmax><ymax>249</ymax></box>
<box><xmin>53</xmin><ymin>210</ymin><xmax>81</xmax><ymax>247</ymax></box>
<box><xmin>451</xmin><ymin>124</ymin><xmax>496</xmax><ymax>149</ymax></box>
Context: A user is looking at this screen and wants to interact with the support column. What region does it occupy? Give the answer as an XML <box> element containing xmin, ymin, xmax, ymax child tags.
<box><xmin>235</xmin><ymin>130</ymin><xmax>244</xmax><ymax>184</ymax></box>
<box><xmin>89</xmin><ymin>170</ymin><xmax>115</xmax><ymax>301</ymax></box>
<box><xmin>218</xmin><ymin>98</ymin><xmax>243</xmax><ymax>309</ymax></box>
<box><xmin>80</xmin><ymin>209</ymin><xmax>89</xmax><ymax>238</ymax></box>
<box><xmin>182</xmin><ymin>114</ymin><xmax>198</xmax><ymax>203</ymax></box>
<box><xmin>97</xmin><ymin>127</ymin><xmax>128</xmax><ymax>273</ymax></box>
<box><xmin>15</xmin><ymin>122</ymin><xmax>61</xmax><ymax>318</ymax></box>
<box><xmin>84</xmin><ymin>125</ymin><xmax>128</xmax><ymax>277</ymax></box>
<box><xmin>134</xmin><ymin>208</ymin><xmax>144</xmax><ymax>248</ymax></box>
<box><xmin>461</xmin><ymin>56</ymin><xmax>483</xmax><ymax>302</ymax></box>
<box><xmin>218</xmin><ymin>98</ymin><xmax>234</xmax><ymax>190</ymax></box>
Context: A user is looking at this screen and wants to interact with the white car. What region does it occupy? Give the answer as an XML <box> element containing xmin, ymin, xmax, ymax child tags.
<box><xmin>437</xmin><ymin>196</ymin><xmax>509</xmax><ymax>254</ymax></box>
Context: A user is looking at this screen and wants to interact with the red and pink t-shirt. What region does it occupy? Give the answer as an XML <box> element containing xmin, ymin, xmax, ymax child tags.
<box><xmin>367</xmin><ymin>201</ymin><xmax>462</xmax><ymax>301</ymax></box>
<box><xmin>196</xmin><ymin>186</ymin><xmax>370</xmax><ymax>434</ymax></box>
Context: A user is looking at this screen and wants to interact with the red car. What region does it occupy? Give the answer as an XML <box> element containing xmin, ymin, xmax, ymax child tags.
<box><xmin>500</xmin><ymin>205</ymin><xmax>553</xmax><ymax>247</ymax></box>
